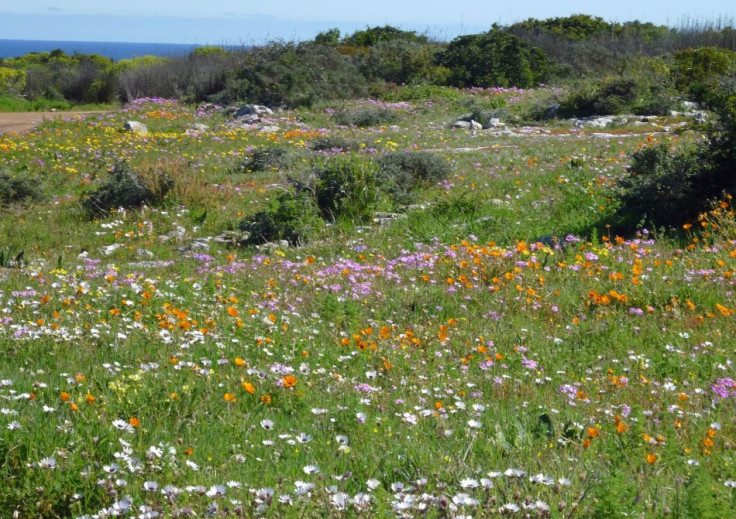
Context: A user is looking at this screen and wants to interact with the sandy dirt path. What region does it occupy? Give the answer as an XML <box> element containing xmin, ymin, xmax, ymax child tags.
<box><xmin>0</xmin><ymin>111</ymin><xmax>108</xmax><ymax>135</ymax></box>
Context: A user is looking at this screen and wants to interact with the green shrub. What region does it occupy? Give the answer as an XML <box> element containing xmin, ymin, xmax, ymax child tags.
<box><xmin>236</xmin><ymin>146</ymin><xmax>305</xmax><ymax>173</ymax></box>
<box><xmin>377</xmin><ymin>151</ymin><xmax>450</xmax><ymax>204</ymax></box>
<box><xmin>672</xmin><ymin>47</ymin><xmax>736</xmax><ymax>104</ymax></box>
<box><xmin>334</xmin><ymin>107</ymin><xmax>398</xmax><ymax>127</ymax></box>
<box><xmin>311</xmin><ymin>156</ymin><xmax>383</xmax><ymax>223</ymax></box>
<box><xmin>218</xmin><ymin>41</ymin><xmax>367</xmax><ymax>108</ymax></box>
<box><xmin>0</xmin><ymin>246</ymin><xmax>24</xmax><ymax>268</ymax></box>
<box><xmin>309</xmin><ymin>136</ymin><xmax>361</xmax><ymax>153</ymax></box>
<box><xmin>440</xmin><ymin>29</ymin><xmax>550</xmax><ymax>88</ymax></box>
<box><xmin>238</xmin><ymin>189</ymin><xmax>323</xmax><ymax>246</ymax></box>
<box><xmin>0</xmin><ymin>170</ymin><xmax>43</xmax><ymax>205</ymax></box>
<box><xmin>560</xmin><ymin>57</ymin><xmax>676</xmax><ymax>116</ymax></box>
<box><xmin>82</xmin><ymin>163</ymin><xmax>173</xmax><ymax>218</ymax></box>
<box><xmin>608</xmin><ymin>91</ymin><xmax>736</xmax><ymax>233</ymax></box>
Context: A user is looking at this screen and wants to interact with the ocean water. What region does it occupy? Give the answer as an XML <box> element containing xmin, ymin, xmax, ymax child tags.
<box><xmin>0</xmin><ymin>39</ymin><xmax>203</xmax><ymax>61</ymax></box>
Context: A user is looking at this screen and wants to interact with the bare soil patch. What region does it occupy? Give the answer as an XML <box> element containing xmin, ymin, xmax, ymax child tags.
<box><xmin>0</xmin><ymin>111</ymin><xmax>107</xmax><ymax>135</ymax></box>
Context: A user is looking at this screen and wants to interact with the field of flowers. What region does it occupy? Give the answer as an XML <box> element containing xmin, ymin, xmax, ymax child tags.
<box><xmin>1</xmin><ymin>91</ymin><xmax>735</xmax><ymax>518</ymax></box>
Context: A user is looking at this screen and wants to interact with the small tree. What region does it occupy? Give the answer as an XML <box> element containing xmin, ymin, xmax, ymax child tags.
<box><xmin>440</xmin><ymin>29</ymin><xmax>549</xmax><ymax>88</ymax></box>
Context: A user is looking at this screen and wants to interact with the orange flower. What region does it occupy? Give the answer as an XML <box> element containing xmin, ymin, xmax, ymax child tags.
<box><xmin>582</xmin><ymin>439</ymin><xmax>591</xmax><ymax>449</ymax></box>
<box><xmin>260</xmin><ymin>394</ymin><xmax>272</xmax><ymax>404</ymax></box>
<box><xmin>234</xmin><ymin>357</ymin><xmax>246</xmax><ymax>367</ymax></box>
<box><xmin>60</xmin><ymin>391</ymin><xmax>71</xmax><ymax>402</ymax></box>
<box><xmin>587</xmin><ymin>427</ymin><xmax>599</xmax><ymax>439</ymax></box>
<box><xmin>282</xmin><ymin>375</ymin><xmax>297</xmax><ymax>388</ymax></box>
<box><xmin>646</xmin><ymin>453</ymin><xmax>658</xmax><ymax>465</ymax></box>
<box><xmin>129</xmin><ymin>417</ymin><xmax>140</xmax><ymax>427</ymax></box>
<box><xmin>85</xmin><ymin>394</ymin><xmax>96</xmax><ymax>405</ymax></box>
<box><xmin>227</xmin><ymin>306</ymin><xmax>239</xmax><ymax>317</ymax></box>
<box><xmin>616</xmin><ymin>421</ymin><xmax>629</xmax><ymax>434</ymax></box>
<box><xmin>69</xmin><ymin>402</ymin><xmax>79</xmax><ymax>412</ymax></box>
<box><xmin>224</xmin><ymin>393</ymin><xmax>237</xmax><ymax>403</ymax></box>
<box><xmin>242</xmin><ymin>381</ymin><xmax>255</xmax><ymax>394</ymax></box>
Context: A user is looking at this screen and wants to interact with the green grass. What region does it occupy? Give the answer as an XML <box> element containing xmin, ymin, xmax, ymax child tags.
<box><xmin>0</xmin><ymin>95</ymin><xmax>116</xmax><ymax>112</ymax></box>
<box><xmin>1</xmin><ymin>93</ymin><xmax>735</xmax><ymax>518</ymax></box>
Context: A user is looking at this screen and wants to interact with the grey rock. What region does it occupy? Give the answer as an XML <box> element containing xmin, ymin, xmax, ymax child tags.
<box><xmin>124</xmin><ymin>121</ymin><xmax>148</xmax><ymax>136</ymax></box>
<box><xmin>256</xmin><ymin>125</ymin><xmax>281</xmax><ymax>134</ymax></box>
<box><xmin>136</xmin><ymin>248</ymin><xmax>155</xmax><ymax>259</ymax></box>
<box><xmin>160</xmin><ymin>225</ymin><xmax>187</xmax><ymax>243</ymax></box>
<box><xmin>127</xmin><ymin>260</ymin><xmax>176</xmax><ymax>269</ymax></box>
<box><xmin>235</xmin><ymin>105</ymin><xmax>274</xmax><ymax>118</ymax></box>
<box><xmin>257</xmin><ymin>240</ymin><xmax>290</xmax><ymax>251</ymax></box>
<box><xmin>100</xmin><ymin>243</ymin><xmax>125</xmax><ymax>256</ymax></box>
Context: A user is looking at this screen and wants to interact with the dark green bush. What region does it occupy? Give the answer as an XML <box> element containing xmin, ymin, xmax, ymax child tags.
<box><xmin>0</xmin><ymin>170</ymin><xmax>43</xmax><ymax>205</ymax></box>
<box><xmin>82</xmin><ymin>163</ymin><xmax>173</xmax><ymax>218</ymax></box>
<box><xmin>334</xmin><ymin>107</ymin><xmax>398</xmax><ymax>127</ymax></box>
<box><xmin>608</xmin><ymin>91</ymin><xmax>736</xmax><ymax>233</ymax></box>
<box><xmin>236</xmin><ymin>146</ymin><xmax>305</xmax><ymax>173</ymax></box>
<box><xmin>440</xmin><ymin>29</ymin><xmax>550</xmax><ymax>88</ymax></box>
<box><xmin>218</xmin><ymin>41</ymin><xmax>367</xmax><ymax>108</ymax></box>
<box><xmin>559</xmin><ymin>57</ymin><xmax>676</xmax><ymax>116</ymax></box>
<box><xmin>311</xmin><ymin>156</ymin><xmax>383</xmax><ymax>223</ymax></box>
<box><xmin>672</xmin><ymin>47</ymin><xmax>736</xmax><ymax>104</ymax></box>
<box><xmin>377</xmin><ymin>151</ymin><xmax>450</xmax><ymax>205</ymax></box>
<box><xmin>238</xmin><ymin>189</ymin><xmax>323</xmax><ymax>246</ymax></box>
<box><xmin>378</xmin><ymin>150</ymin><xmax>449</xmax><ymax>195</ymax></box>
<box><xmin>309</xmin><ymin>136</ymin><xmax>361</xmax><ymax>153</ymax></box>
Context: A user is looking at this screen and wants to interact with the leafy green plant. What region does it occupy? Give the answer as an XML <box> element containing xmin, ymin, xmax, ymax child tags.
<box><xmin>309</xmin><ymin>136</ymin><xmax>362</xmax><ymax>153</ymax></box>
<box><xmin>0</xmin><ymin>246</ymin><xmax>24</xmax><ymax>268</ymax></box>
<box><xmin>672</xmin><ymin>46</ymin><xmax>736</xmax><ymax>104</ymax></box>
<box><xmin>0</xmin><ymin>170</ymin><xmax>43</xmax><ymax>205</ymax></box>
<box><xmin>238</xmin><ymin>188</ymin><xmax>323</xmax><ymax>246</ymax></box>
<box><xmin>377</xmin><ymin>151</ymin><xmax>450</xmax><ymax>204</ymax></box>
<box><xmin>607</xmin><ymin>91</ymin><xmax>736</xmax><ymax>233</ymax></box>
<box><xmin>81</xmin><ymin>162</ymin><xmax>173</xmax><ymax>218</ymax></box>
<box><xmin>236</xmin><ymin>146</ymin><xmax>305</xmax><ymax>173</ymax></box>
<box><xmin>311</xmin><ymin>155</ymin><xmax>384</xmax><ymax>223</ymax></box>
<box><xmin>333</xmin><ymin>107</ymin><xmax>398</xmax><ymax>127</ymax></box>
<box><xmin>560</xmin><ymin>61</ymin><xmax>677</xmax><ymax>117</ymax></box>
<box><xmin>440</xmin><ymin>29</ymin><xmax>550</xmax><ymax>88</ymax></box>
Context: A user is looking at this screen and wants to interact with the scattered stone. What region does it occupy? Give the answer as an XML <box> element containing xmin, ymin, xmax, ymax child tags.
<box><xmin>188</xmin><ymin>123</ymin><xmax>210</xmax><ymax>133</ymax></box>
<box><xmin>373</xmin><ymin>212</ymin><xmax>408</xmax><ymax>226</ymax></box>
<box><xmin>100</xmin><ymin>243</ymin><xmax>125</xmax><ymax>256</ymax></box>
<box><xmin>160</xmin><ymin>225</ymin><xmax>187</xmax><ymax>243</ymax></box>
<box><xmin>256</xmin><ymin>125</ymin><xmax>281</xmax><ymax>134</ymax></box>
<box><xmin>127</xmin><ymin>260</ymin><xmax>176</xmax><ymax>269</ymax></box>
<box><xmin>571</xmin><ymin>115</ymin><xmax>627</xmax><ymax>128</ymax></box>
<box><xmin>234</xmin><ymin>105</ymin><xmax>274</xmax><ymax>118</ymax></box>
<box><xmin>136</xmin><ymin>248</ymin><xmax>154</xmax><ymax>259</ymax></box>
<box><xmin>257</xmin><ymin>240</ymin><xmax>290</xmax><ymax>252</ymax></box>
<box><xmin>123</xmin><ymin>121</ymin><xmax>148</xmax><ymax>136</ymax></box>
<box><xmin>176</xmin><ymin>240</ymin><xmax>211</xmax><ymax>253</ymax></box>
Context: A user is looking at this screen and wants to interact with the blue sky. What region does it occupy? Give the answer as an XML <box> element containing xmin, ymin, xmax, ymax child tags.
<box><xmin>1</xmin><ymin>0</ymin><xmax>734</xmax><ymax>44</ymax></box>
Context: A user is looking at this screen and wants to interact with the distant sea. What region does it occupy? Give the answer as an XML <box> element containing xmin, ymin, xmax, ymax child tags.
<box><xmin>0</xmin><ymin>39</ymin><xmax>205</xmax><ymax>61</ymax></box>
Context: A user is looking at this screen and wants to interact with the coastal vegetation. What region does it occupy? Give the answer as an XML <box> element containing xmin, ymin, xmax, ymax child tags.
<box><xmin>1</xmin><ymin>13</ymin><xmax>736</xmax><ymax>519</ymax></box>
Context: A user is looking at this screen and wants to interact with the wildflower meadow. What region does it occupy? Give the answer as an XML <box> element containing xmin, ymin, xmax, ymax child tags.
<box><xmin>1</xmin><ymin>90</ymin><xmax>735</xmax><ymax>518</ymax></box>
